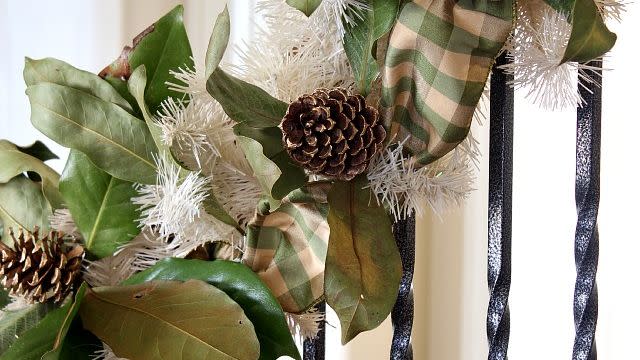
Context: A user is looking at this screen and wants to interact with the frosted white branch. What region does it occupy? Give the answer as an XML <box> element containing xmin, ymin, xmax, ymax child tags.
<box><xmin>49</xmin><ymin>208</ymin><xmax>82</xmax><ymax>239</ymax></box>
<box><xmin>367</xmin><ymin>139</ymin><xmax>475</xmax><ymax>221</ymax></box>
<box><xmin>286</xmin><ymin>307</ymin><xmax>325</xmax><ymax>342</ymax></box>
<box><xmin>502</xmin><ymin>6</ymin><xmax>603</xmax><ymax>110</ymax></box>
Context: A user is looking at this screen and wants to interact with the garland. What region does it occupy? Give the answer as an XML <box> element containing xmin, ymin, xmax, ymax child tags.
<box><xmin>0</xmin><ymin>0</ymin><xmax>621</xmax><ymax>359</ymax></box>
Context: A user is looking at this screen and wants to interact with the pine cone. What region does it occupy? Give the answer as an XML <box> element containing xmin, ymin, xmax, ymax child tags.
<box><xmin>281</xmin><ymin>88</ymin><xmax>386</xmax><ymax>181</ymax></box>
<box><xmin>0</xmin><ymin>228</ymin><xmax>84</xmax><ymax>303</ymax></box>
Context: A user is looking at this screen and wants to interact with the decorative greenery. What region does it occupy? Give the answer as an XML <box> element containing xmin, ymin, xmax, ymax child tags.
<box><xmin>59</xmin><ymin>151</ymin><xmax>140</xmax><ymax>258</ymax></box>
<box><xmin>325</xmin><ymin>175</ymin><xmax>402</xmax><ymax>344</ymax></box>
<box><xmin>0</xmin><ymin>0</ymin><xmax>622</xmax><ymax>358</ymax></box>
<box><xmin>124</xmin><ymin>258</ymin><xmax>301</xmax><ymax>360</ymax></box>
<box><xmin>343</xmin><ymin>0</ymin><xmax>400</xmax><ymax>96</ymax></box>
<box><xmin>80</xmin><ymin>280</ymin><xmax>260</xmax><ymax>360</ymax></box>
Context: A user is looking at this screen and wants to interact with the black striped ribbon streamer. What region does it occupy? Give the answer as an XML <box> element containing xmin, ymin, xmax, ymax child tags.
<box><xmin>572</xmin><ymin>60</ymin><xmax>601</xmax><ymax>360</ymax></box>
<box><xmin>390</xmin><ymin>215</ymin><xmax>416</xmax><ymax>360</ymax></box>
<box><xmin>487</xmin><ymin>53</ymin><xmax>514</xmax><ymax>360</ymax></box>
<box><xmin>303</xmin><ymin>302</ymin><xmax>325</xmax><ymax>360</ymax></box>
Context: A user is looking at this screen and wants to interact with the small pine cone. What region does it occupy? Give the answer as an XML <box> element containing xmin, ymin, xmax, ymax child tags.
<box><xmin>0</xmin><ymin>228</ymin><xmax>85</xmax><ymax>304</ymax></box>
<box><xmin>281</xmin><ymin>88</ymin><xmax>387</xmax><ymax>181</ymax></box>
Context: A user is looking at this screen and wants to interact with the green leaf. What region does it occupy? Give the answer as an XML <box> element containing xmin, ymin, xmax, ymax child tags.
<box><xmin>0</xmin><ymin>302</ymin><xmax>55</xmax><ymax>353</ymax></box>
<box><xmin>124</xmin><ymin>258</ymin><xmax>301</xmax><ymax>360</ymax></box>
<box><xmin>23</xmin><ymin>57</ymin><xmax>132</xmax><ymax>113</ymax></box>
<box><xmin>205</xmin><ymin>6</ymin><xmax>231</xmax><ymax>79</ymax></box>
<box><xmin>59</xmin><ymin>151</ymin><xmax>140</xmax><ymax>259</ymax></box>
<box><xmin>128</xmin><ymin>5</ymin><xmax>193</xmax><ymax>114</ymax></box>
<box><xmin>324</xmin><ymin>175</ymin><xmax>402</xmax><ymax>344</ymax></box>
<box><xmin>562</xmin><ymin>0</ymin><xmax>617</xmax><ymax>62</ymax></box>
<box><xmin>80</xmin><ymin>280</ymin><xmax>260</xmax><ymax>360</ymax></box>
<box><xmin>234</xmin><ymin>124</ymin><xmax>307</xmax><ymax>200</ymax></box>
<box><xmin>14</xmin><ymin>141</ymin><xmax>58</xmax><ymax>162</ymax></box>
<box><xmin>0</xmin><ymin>176</ymin><xmax>52</xmax><ymax>241</ymax></box>
<box><xmin>207</xmin><ymin>68</ymin><xmax>288</xmax><ymax>128</ymax></box>
<box><xmin>26</xmin><ymin>83</ymin><xmax>159</xmax><ymax>184</ymax></box>
<box><xmin>127</xmin><ymin>66</ymin><xmax>169</xmax><ymax>154</ymax></box>
<box><xmin>0</xmin><ymin>285</ymin><xmax>86</xmax><ymax>360</ymax></box>
<box><xmin>343</xmin><ymin>0</ymin><xmax>399</xmax><ymax>96</ymax></box>
<box><xmin>0</xmin><ymin>140</ymin><xmax>60</xmax><ymax>185</ymax></box>
<box><xmin>0</xmin><ymin>140</ymin><xmax>63</xmax><ymax>212</ymax></box>
<box><xmin>102</xmin><ymin>75</ymin><xmax>142</xmax><ymax>117</ymax></box>
<box><xmin>41</xmin><ymin>283</ymin><xmax>88</xmax><ymax>360</ymax></box>
<box><xmin>286</xmin><ymin>0</ymin><xmax>322</xmax><ymax>16</ymax></box>
<box><xmin>543</xmin><ymin>0</ymin><xmax>616</xmax><ymax>63</ymax></box>
<box><xmin>0</xmin><ymin>290</ymin><xmax>9</xmax><ymax>308</ymax></box>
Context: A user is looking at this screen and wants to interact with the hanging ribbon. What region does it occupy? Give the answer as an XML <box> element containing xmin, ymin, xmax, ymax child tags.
<box><xmin>242</xmin><ymin>183</ymin><xmax>330</xmax><ymax>314</ymax></box>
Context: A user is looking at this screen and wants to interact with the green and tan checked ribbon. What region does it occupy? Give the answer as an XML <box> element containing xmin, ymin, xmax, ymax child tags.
<box><xmin>381</xmin><ymin>0</ymin><xmax>513</xmax><ymax>166</ymax></box>
<box><xmin>242</xmin><ymin>183</ymin><xmax>330</xmax><ymax>314</ymax></box>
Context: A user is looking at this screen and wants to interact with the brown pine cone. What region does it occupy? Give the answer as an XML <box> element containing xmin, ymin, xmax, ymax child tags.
<box><xmin>280</xmin><ymin>88</ymin><xmax>386</xmax><ymax>181</ymax></box>
<box><xmin>0</xmin><ymin>228</ymin><xmax>85</xmax><ymax>303</ymax></box>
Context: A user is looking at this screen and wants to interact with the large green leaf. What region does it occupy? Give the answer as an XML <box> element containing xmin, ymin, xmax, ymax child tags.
<box><xmin>0</xmin><ymin>176</ymin><xmax>52</xmax><ymax>241</ymax></box>
<box><xmin>543</xmin><ymin>0</ymin><xmax>616</xmax><ymax>63</ymax></box>
<box><xmin>80</xmin><ymin>280</ymin><xmax>260</xmax><ymax>360</ymax></box>
<box><xmin>286</xmin><ymin>0</ymin><xmax>322</xmax><ymax>16</ymax></box>
<box><xmin>0</xmin><ymin>302</ymin><xmax>55</xmax><ymax>354</ymax></box>
<box><xmin>343</xmin><ymin>0</ymin><xmax>399</xmax><ymax>96</ymax></box>
<box><xmin>234</xmin><ymin>124</ymin><xmax>307</xmax><ymax>200</ymax></box>
<box><xmin>123</xmin><ymin>258</ymin><xmax>301</xmax><ymax>360</ymax></box>
<box><xmin>324</xmin><ymin>175</ymin><xmax>402</xmax><ymax>344</ymax></box>
<box><xmin>26</xmin><ymin>82</ymin><xmax>159</xmax><ymax>184</ymax></box>
<box><xmin>0</xmin><ymin>285</ymin><xmax>87</xmax><ymax>360</ymax></box>
<box><xmin>23</xmin><ymin>57</ymin><xmax>133</xmax><ymax>113</ymax></box>
<box><xmin>59</xmin><ymin>151</ymin><xmax>140</xmax><ymax>259</ymax></box>
<box><xmin>205</xmin><ymin>6</ymin><xmax>230</xmax><ymax>79</ymax></box>
<box><xmin>128</xmin><ymin>5</ymin><xmax>193</xmax><ymax>114</ymax></box>
<box><xmin>207</xmin><ymin>68</ymin><xmax>288</xmax><ymax>128</ymax></box>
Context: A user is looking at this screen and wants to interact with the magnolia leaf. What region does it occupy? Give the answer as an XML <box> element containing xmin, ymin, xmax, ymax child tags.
<box><xmin>0</xmin><ymin>302</ymin><xmax>55</xmax><ymax>353</ymax></box>
<box><xmin>0</xmin><ymin>140</ymin><xmax>60</xmax><ymax>185</ymax></box>
<box><xmin>26</xmin><ymin>83</ymin><xmax>159</xmax><ymax>184</ymax></box>
<box><xmin>205</xmin><ymin>6</ymin><xmax>230</xmax><ymax>79</ymax></box>
<box><xmin>0</xmin><ymin>176</ymin><xmax>52</xmax><ymax>241</ymax></box>
<box><xmin>41</xmin><ymin>283</ymin><xmax>88</xmax><ymax>360</ymax></box>
<box><xmin>127</xmin><ymin>66</ymin><xmax>168</xmax><ymax>153</ymax></box>
<box><xmin>124</xmin><ymin>258</ymin><xmax>301</xmax><ymax>360</ymax></box>
<box><xmin>128</xmin><ymin>5</ymin><xmax>193</xmax><ymax>113</ymax></box>
<box><xmin>23</xmin><ymin>57</ymin><xmax>133</xmax><ymax>113</ymax></box>
<box><xmin>102</xmin><ymin>75</ymin><xmax>142</xmax><ymax>117</ymax></box>
<box><xmin>14</xmin><ymin>141</ymin><xmax>58</xmax><ymax>162</ymax></box>
<box><xmin>543</xmin><ymin>0</ymin><xmax>616</xmax><ymax>63</ymax></box>
<box><xmin>325</xmin><ymin>175</ymin><xmax>402</xmax><ymax>344</ymax></box>
<box><xmin>207</xmin><ymin>68</ymin><xmax>288</xmax><ymax>128</ymax></box>
<box><xmin>59</xmin><ymin>151</ymin><xmax>140</xmax><ymax>259</ymax></box>
<box><xmin>343</xmin><ymin>0</ymin><xmax>399</xmax><ymax>96</ymax></box>
<box><xmin>562</xmin><ymin>0</ymin><xmax>617</xmax><ymax>62</ymax></box>
<box><xmin>0</xmin><ymin>140</ymin><xmax>63</xmax><ymax>212</ymax></box>
<box><xmin>234</xmin><ymin>124</ymin><xmax>307</xmax><ymax>200</ymax></box>
<box><xmin>80</xmin><ymin>280</ymin><xmax>260</xmax><ymax>360</ymax></box>
<box><xmin>0</xmin><ymin>285</ymin><xmax>87</xmax><ymax>360</ymax></box>
<box><xmin>286</xmin><ymin>0</ymin><xmax>322</xmax><ymax>16</ymax></box>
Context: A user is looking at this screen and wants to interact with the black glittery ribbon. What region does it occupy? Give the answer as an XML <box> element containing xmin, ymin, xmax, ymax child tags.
<box><xmin>487</xmin><ymin>53</ymin><xmax>514</xmax><ymax>360</ymax></box>
<box><xmin>390</xmin><ymin>215</ymin><xmax>416</xmax><ymax>360</ymax></box>
<box><xmin>572</xmin><ymin>60</ymin><xmax>601</xmax><ymax>360</ymax></box>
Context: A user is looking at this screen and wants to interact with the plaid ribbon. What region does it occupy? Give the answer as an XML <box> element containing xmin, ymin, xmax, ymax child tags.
<box><xmin>381</xmin><ymin>0</ymin><xmax>513</xmax><ymax>166</ymax></box>
<box><xmin>242</xmin><ymin>183</ymin><xmax>330</xmax><ymax>314</ymax></box>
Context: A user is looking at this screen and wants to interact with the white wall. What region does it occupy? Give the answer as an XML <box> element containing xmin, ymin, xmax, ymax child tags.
<box><xmin>1</xmin><ymin>1</ymin><xmax>639</xmax><ymax>359</ymax></box>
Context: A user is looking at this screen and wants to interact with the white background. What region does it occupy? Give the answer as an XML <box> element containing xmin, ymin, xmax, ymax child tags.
<box><xmin>1</xmin><ymin>1</ymin><xmax>639</xmax><ymax>359</ymax></box>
